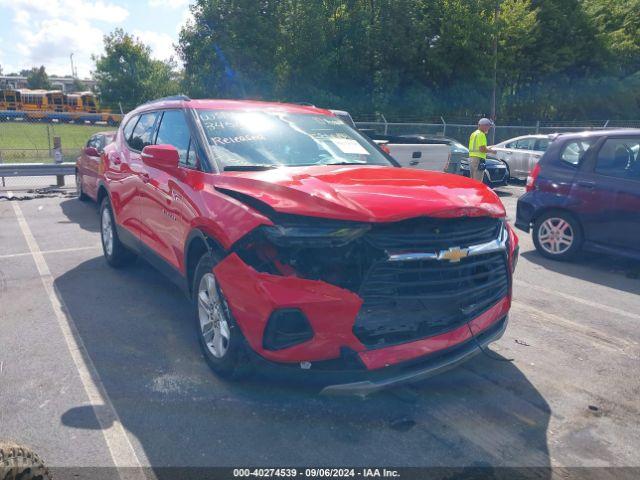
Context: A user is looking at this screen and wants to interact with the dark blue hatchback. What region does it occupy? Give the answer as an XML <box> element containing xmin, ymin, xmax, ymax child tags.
<box><xmin>516</xmin><ymin>129</ymin><xmax>640</xmax><ymax>261</ymax></box>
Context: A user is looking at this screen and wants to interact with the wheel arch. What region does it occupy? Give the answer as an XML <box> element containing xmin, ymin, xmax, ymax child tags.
<box><xmin>532</xmin><ymin>207</ymin><xmax>585</xmax><ymax>238</ymax></box>
<box><xmin>96</xmin><ymin>181</ymin><xmax>110</xmax><ymax>206</ymax></box>
<box><xmin>184</xmin><ymin>229</ymin><xmax>226</xmax><ymax>299</ymax></box>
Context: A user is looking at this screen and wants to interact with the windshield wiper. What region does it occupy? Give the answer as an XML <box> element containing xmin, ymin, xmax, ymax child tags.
<box><xmin>322</xmin><ymin>162</ymin><xmax>369</xmax><ymax>166</ymax></box>
<box><xmin>223</xmin><ymin>165</ymin><xmax>278</xmax><ymax>171</ymax></box>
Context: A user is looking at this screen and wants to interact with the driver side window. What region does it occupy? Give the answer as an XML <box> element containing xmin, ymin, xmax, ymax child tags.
<box><xmin>155</xmin><ymin>110</ymin><xmax>197</xmax><ymax>168</ymax></box>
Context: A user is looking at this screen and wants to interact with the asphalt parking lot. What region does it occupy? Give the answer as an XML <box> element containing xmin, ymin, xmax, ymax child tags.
<box><xmin>1</xmin><ymin>184</ymin><xmax>639</xmax><ymax>477</ymax></box>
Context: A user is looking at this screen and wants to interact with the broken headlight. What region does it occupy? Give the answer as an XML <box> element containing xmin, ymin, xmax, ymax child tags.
<box><xmin>260</xmin><ymin>221</ymin><xmax>371</xmax><ymax>248</ymax></box>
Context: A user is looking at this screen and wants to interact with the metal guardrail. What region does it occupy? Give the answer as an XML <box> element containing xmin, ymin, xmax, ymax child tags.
<box><xmin>0</xmin><ymin>162</ymin><xmax>76</xmax><ymax>177</ymax></box>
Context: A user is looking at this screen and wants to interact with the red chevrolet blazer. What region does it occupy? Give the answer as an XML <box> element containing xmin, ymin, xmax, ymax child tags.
<box><xmin>97</xmin><ymin>96</ymin><xmax>518</xmax><ymax>394</ymax></box>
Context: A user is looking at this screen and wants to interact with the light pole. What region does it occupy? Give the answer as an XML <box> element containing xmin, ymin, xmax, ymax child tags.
<box><xmin>70</xmin><ymin>53</ymin><xmax>76</xmax><ymax>79</ymax></box>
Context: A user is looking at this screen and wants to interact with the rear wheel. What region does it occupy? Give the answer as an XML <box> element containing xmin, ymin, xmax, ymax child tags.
<box><xmin>76</xmin><ymin>171</ymin><xmax>89</xmax><ymax>201</ymax></box>
<box><xmin>533</xmin><ymin>210</ymin><xmax>582</xmax><ymax>260</ymax></box>
<box><xmin>193</xmin><ymin>253</ymin><xmax>251</xmax><ymax>379</ymax></box>
<box><xmin>100</xmin><ymin>198</ymin><xmax>136</xmax><ymax>268</ymax></box>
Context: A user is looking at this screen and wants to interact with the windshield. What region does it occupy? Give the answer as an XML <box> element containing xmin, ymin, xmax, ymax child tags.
<box><xmin>197</xmin><ymin>110</ymin><xmax>393</xmax><ymax>169</ymax></box>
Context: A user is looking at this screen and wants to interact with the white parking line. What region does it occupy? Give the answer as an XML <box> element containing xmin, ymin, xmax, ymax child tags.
<box><xmin>9</xmin><ymin>195</ymin><xmax>147</xmax><ymax>479</ymax></box>
<box><xmin>515</xmin><ymin>279</ymin><xmax>640</xmax><ymax>321</ymax></box>
<box><xmin>0</xmin><ymin>245</ymin><xmax>102</xmax><ymax>260</ymax></box>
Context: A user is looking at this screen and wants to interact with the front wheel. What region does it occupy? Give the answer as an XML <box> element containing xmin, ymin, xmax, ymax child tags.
<box><xmin>100</xmin><ymin>198</ymin><xmax>136</xmax><ymax>268</ymax></box>
<box><xmin>193</xmin><ymin>253</ymin><xmax>251</xmax><ymax>379</ymax></box>
<box><xmin>533</xmin><ymin>210</ymin><xmax>583</xmax><ymax>260</ymax></box>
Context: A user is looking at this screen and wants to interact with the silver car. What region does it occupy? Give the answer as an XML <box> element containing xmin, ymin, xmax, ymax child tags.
<box><xmin>491</xmin><ymin>135</ymin><xmax>552</xmax><ymax>180</ymax></box>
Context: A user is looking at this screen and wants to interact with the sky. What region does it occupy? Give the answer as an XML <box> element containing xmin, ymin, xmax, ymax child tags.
<box><xmin>0</xmin><ymin>0</ymin><xmax>194</xmax><ymax>78</ymax></box>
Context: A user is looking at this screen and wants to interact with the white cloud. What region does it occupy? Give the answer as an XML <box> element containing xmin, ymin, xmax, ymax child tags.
<box><xmin>133</xmin><ymin>30</ymin><xmax>176</xmax><ymax>61</ymax></box>
<box><xmin>177</xmin><ymin>3</ymin><xmax>194</xmax><ymax>33</ymax></box>
<box><xmin>1</xmin><ymin>0</ymin><xmax>129</xmax><ymax>23</ymax></box>
<box><xmin>148</xmin><ymin>0</ymin><xmax>190</xmax><ymax>9</ymax></box>
<box><xmin>0</xmin><ymin>0</ymin><xmax>129</xmax><ymax>77</ymax></box>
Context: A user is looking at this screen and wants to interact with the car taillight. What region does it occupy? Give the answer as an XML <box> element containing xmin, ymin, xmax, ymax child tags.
<box><xmin>380</xmin><ymin>143</ymin><xmax>391</xmax><ymax>155</ymax></box>
<box><xmin>526</xmin><ymin>163</ymin><xmax>541</xmax><ymax>192</ymax></box>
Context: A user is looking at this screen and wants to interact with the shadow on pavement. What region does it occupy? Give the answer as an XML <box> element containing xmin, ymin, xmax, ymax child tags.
<box><xmin>522</xmin><ymin>250</ymin><xmax>640</xmax><ymax>295</ymax></box>
<box><xmin>493</xmin><ymin>188</ymin><xmax>513</xmax><ymax>198</ymax></box>
<box><xmin>59</xmin><ymin>198</ymin><xmax>100</xmax><ymax>233</ymax></box>
<box><xmin>55</xmin><ymin>256</ymin><xmax>551</xmax><ymax>472</ymax></box>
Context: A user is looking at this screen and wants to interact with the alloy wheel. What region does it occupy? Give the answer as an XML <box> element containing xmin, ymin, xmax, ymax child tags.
<box><xmin>101</xmin><ymin>207</ymin><xmax>114</xmax><ymax>257</ymax></box>
<box><xmin>198</xmin><ymin>273</ymin><xmax>231</xmax><ymax>359</ymax></box>
<box><xmin>538</xmin><ymin>217</ymin><xmax>574</xmax><ymax>255</ymax></box>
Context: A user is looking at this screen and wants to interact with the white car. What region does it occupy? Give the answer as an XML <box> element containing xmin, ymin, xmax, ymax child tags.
<box><xmin>491</xmin><ymin>134</ymin><xmax>552</xmax><ymax>180</ymax></box>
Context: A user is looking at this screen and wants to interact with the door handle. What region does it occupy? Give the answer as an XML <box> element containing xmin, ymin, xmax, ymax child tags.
<box><xmin>409</xmin><ymin>160</ymin><xmax>419</xmax><ymax>166</ymax></box>
<box><xmin>577</xmin><ymin>181</ymin><xmax>595</xmax><ymax>189</ymax></box>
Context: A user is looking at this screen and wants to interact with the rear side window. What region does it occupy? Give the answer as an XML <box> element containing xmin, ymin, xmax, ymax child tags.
<box><xmin>535</xmin><ymin>138</ymin><xmax>550</xmax><ymax>152</ymax></box>
<box><xmin>595</xmin><ymin>138</ymin><xmax>640</xmax><ymax>180</ymax></box>
<box><xmin>129</xmin><ymin>112</ymin><xmax>160</xmax><ymax>151</ymax></box>
<box><xmin>155</xmin><ymin>110</ymin><xmax>196</xmax><ymax>167</ymax></box>
<box><xmin>560</xmin><ymin>139</ymin><xmax>595</xmax><ymax>166</ymax></box>
<box><xmin>515</xmin><ymin>138</ymin><xmax>536</xmax><ymax>150</ymax></box>
<box><xmin>122</xmin><ymin>116</ymin><xmax>138</xmax><ymax>143</ymax></box>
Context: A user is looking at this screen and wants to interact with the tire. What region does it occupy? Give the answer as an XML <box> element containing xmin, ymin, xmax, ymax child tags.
<box><xmin>76</xmin><ymin>172</ymin><xmax>89</xmax><ymax>201</ymax></box>
<box><xmin>100</xmin><ymin>197</ymin><xmax>136</xmax><ymax>268</ymax></box>
<box><xmin>0</xmin><ymin>443</ymin><xmax>52</xmax><ymax>480</ymax></box>
<box><xmin>502</xmin><ymin>161</ymin><xmax>511</xmax><ymax>182</ymax></box>
<box><xmin>193</xmin><ymin>253</ymin><xmax>251</xmax><ymax>379</ymax></box>
<box><xmin>533</xmin><ymin>210</ymin><xmax>583</xmax><ymax>261</ymax></box>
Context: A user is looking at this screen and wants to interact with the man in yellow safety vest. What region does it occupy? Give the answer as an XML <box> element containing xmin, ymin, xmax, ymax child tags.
<box><xmin>468</xmin><ymin>118</ymin><xmax>496</xmax><ymax>182</ymax></box>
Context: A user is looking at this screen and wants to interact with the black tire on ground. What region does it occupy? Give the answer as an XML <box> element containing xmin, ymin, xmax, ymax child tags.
<box><xmin>533</xmin><ymin>210</ymin><xmax>583</xmax><ymax>261</ymax></box>
<box><xmin>0</xmin><ymin>442</ymin><xmax>52</xmax><ymax>480</ymax></box>
<box><xmin>100</xmin><ymin>197</ymin><xmax>136</xmax><ymax>268</ymax></box>
<box><xmin>502</xmin><ymin>161</ymin><xmax>511</xmax><ymax>181</ymax></box>
<box><xmin>193</xmin><ymin>253</ymin><xmax>252</xmax><ymax>380</ymax></box>
<box><xmin>76</xmin><ymin>172</ymin><xmax>89</xmax><ymax>201</ymax></box>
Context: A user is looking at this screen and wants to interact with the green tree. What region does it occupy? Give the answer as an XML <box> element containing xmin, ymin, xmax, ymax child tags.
<box><xmin>23</xmin><ymin>66</ymin><xmax>52</xmax><ymax>89</ymax></box>
<box><xmin>178</xmin><ymin>0</ymin><xmax>280</xmax><ymax>99</ymax></box>
<box><xmin>93</xmin><ymin>29</ymin><xmax>181</xmax><ymax>111</ymax></box>
<box><xmin>177</xmin><ymin>0</ymin><xmax>640</xmax><ymax>122</ymax></box>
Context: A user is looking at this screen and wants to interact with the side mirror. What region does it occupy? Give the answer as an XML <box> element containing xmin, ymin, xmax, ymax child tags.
<box><xmin>84</xmin><ymin>146</ymin><xmax>100</xmax><ymax>157</ymax></box>
<box><xmin>141</xmin><ymin>145</ymin><xmax>180</xmax><ymax>171</ymax></box>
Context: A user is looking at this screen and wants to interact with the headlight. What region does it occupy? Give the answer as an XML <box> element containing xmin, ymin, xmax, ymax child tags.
<box><xmin>260</xmin><ymin>221</ymin><xmax>370</xmax><ymax>248</ymax></box>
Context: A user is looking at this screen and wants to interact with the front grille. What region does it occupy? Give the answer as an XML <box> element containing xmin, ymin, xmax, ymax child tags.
<box><xmin>365</xmin><ymin>217</ymin><xmax>501</xmax><ymax>252</ymax></box>
<box><xmin>487</xmin><ymin>168</ymin><xmax>507</xmax><ymax>182</ymax></box>
<box><xmin>354</xmin><ymin>252</ymin><xmax>509</xmax><ymax>348</ymax></box>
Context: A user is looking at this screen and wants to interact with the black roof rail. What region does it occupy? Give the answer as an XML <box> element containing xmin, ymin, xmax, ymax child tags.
<box><xmin>140</xmin><ymin>95</ymin><xmax>191</xmax><ymax>106</ymax></box>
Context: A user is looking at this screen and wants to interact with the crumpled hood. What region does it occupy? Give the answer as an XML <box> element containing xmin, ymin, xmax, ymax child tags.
<box><xmin>215</xmin><ymin>165</ymin><xmax>506</xmax><ymax>222</ymax></box>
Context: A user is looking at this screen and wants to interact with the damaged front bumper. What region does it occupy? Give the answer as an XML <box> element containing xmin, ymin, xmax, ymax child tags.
<box><xmin>213</xmin><ymin>250</ymin><xmax>512</xmax><ymax>393</ymax></box>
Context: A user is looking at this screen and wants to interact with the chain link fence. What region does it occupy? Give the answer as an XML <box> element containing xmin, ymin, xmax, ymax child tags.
<box><xmin>355</xmin><ymin>118</ymin><xmax>640</xmax><ymax>145</ymax></box>
<box><xmin>0</xmin><ymin>117</ymin><xmax>118</xmax><ymax>191</ymax></box>
<box><xmin>2</xmin><ymin>114</ymin><xmax>640</xmax><ymax>191</ymax></box>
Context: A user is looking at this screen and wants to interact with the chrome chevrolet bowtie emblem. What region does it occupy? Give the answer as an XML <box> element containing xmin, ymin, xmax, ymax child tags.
<box><xmin>438</xmin><ymin>247</ymin><xmax>470</xmax><ymax>263</ymax></box>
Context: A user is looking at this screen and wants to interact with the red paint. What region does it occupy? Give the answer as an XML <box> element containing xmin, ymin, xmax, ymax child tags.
<box><xmin>76</xmin><ymin>131</ymin><xmax>115</xmax><ymax>201</ymax></box>
<box><xmin>358</xmin><ymin>297</ymin><xmax>510</xmax><ymax>370</ymax></box>
<box><xmin>99</xmin><ymin>98</ymin><xmax>516</xmax><ymax>374</ymax></box>
<box><xmin>214</xmin><ymin>253</ymin><xmax>509</xmax><ymax>369</ymax></box>
<box><xmin>214</xmin><ymin>253</ymin><xmax>365</xmax><ymax>363</ymax></box>
<box><xmin>217</xmin><ymin>166</ymin><xmax>506</xmax><ymax>222</ymax></box>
